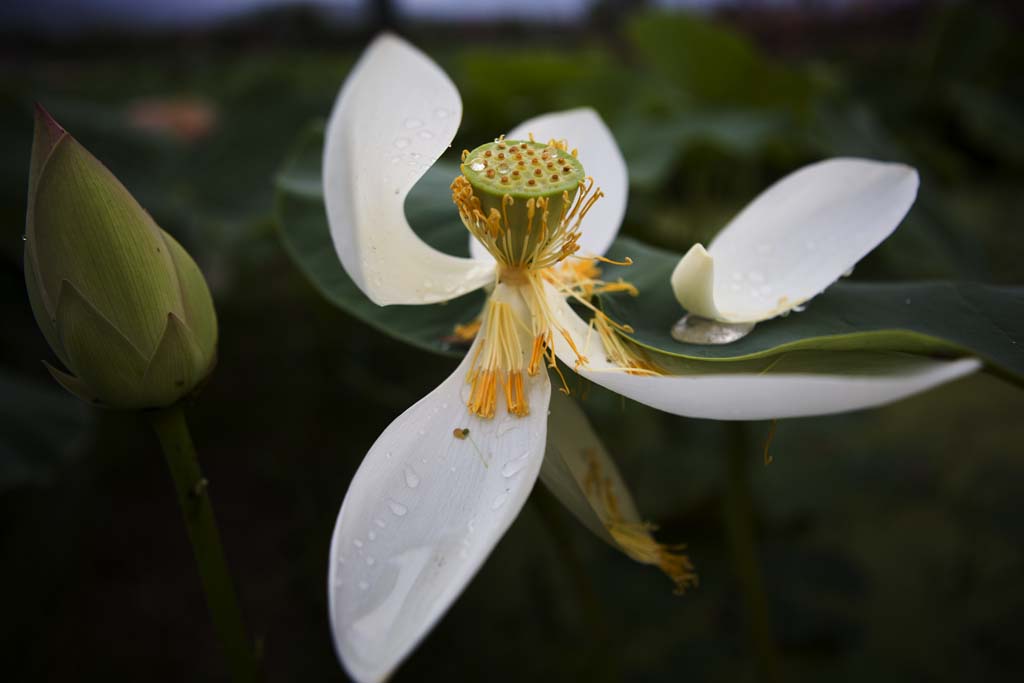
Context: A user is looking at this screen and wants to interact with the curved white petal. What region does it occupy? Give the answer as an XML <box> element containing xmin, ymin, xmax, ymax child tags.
<box><xmin>544</xmin><ymin>283</ymin><xmax>979</xmax><ymax>420</ymax></box>
<box><xmin>672</xmin><ymin>158</ymin><xmax>919</xmax><ymax>323</ymax></box>
<box><xmin>328</xmin><ymin>296</ymin><xmax>551</xmax><ymax>683</ymax></box>
<box><xmin>468</xmin><ymin>108</ymin><xmax>628</xmax><ymax>262</ymax></box>
<box><xmin>325</xmin><ymin>33</ymin><xmax>495</xmax><ymax>306</ymax></box>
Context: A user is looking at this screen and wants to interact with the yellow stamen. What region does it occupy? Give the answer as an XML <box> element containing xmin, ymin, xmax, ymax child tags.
<box><xmin>466</xmin><ymin>298</ymin><xmax>529</xmax><ymax>418</ymax></box>
<box><xmin>593</xmin><ymin>313</ymin><xmax>661</xmax><ymax>376</ymax></box>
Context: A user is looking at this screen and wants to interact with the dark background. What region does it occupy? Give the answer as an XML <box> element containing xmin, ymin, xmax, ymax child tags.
<box><xmin>2</xmin><ymin>1</ymin><xmax>1023</xmax><ymax>681</ymax></box>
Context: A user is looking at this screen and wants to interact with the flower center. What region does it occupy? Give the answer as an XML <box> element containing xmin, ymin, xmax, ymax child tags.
<box><xmin>452</xmin><ymin>136</ymin><xmax>601</xmax><ymax>271</ymax></box>
<box><xmin>453</xmin><ymin>136</ymin><xmax>653</xmax><ymax>420</ymax></box>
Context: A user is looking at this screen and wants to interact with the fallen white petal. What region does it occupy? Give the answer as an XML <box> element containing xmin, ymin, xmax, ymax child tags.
<box><xmin>469</xmin><ymin>108</ymin><xmax>628</xmax><ymax>261</ymax></box>
<box><xmin>545</xmin><ymin>283</ymin><xmax>980</xmax><ymax>420</ymax></box>
<box><xmin>540</xmin><ymin>391</ymin><xmax>644</xmax><ymax>544</ymax></box>
<box><xmin>672</xmin><ymin>158</ymin><xmax>919</xmax><ymax>322</ymax></box>
<box><xmin>328</xmin><ymin>295</ymin><xmax>551</xmax><ymax>683</ymax></box>
<box><xmin>324</xmin><ymin>33</ymin><xmax>494</xmax><ymax>306</ymax></box>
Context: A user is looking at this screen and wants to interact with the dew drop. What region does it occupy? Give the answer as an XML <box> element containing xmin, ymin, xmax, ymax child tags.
<box><xmin>792</xmin><ymin>304</ymin><xmax>807</xmax><ymax>313</ymax></box>
<box><xmin>404</xmin><ymin>118</ymin><xmax>422</xmax><ymax>129</ymax></box>
<box><xmin>841</xmin><ymin>266</ymin><xmax>854</xmax><ymax>277</ymax></box>
<box><xmin>368</xmin><ymin>531</ymin><xmax>376</xmax><ymax>541</ymax></box>
<box><xmin>21</xmin><ymin>234</ymin><xmax>27</xmax><ymax>241</ymax></box>
<box><xmin>501</xmin><ymin>452</ymin><xmax>531</xmax><ymax>478</ymax></box>
<box><xmin>491</xmin><ymin>491</ymin><xmax>510</xmax><ymax>510</ymax></box>
<box><xmin>374</xmin><ymin>518</ymin><xmax>387</xmax><ymax>528</ymax></box>
<box><xmin>748</xmin><ymin>270</ymin><xmax>764</xmax><ymax>283</ymax></box>
<box><xmin>366</xmin><ymin>556</ymin><xmax>375</xmax><ymax>566</ymax></box>
<box><xmin>434</xmin><ymin>107</ymin><xmax>449</xmax><ymax>118</ymax></box>
<box><xmin>418</xmin><ymin>130</ymin><xmax>434</xmax><ymax>140</ymax></box>
<box><xmin>470</xmin><ymin>161</ymin><xmax>485</xmax><ymax>172</ymax></box>
<box><xmin>404</xmin><ymin>466</ymin><xmax>421</xmax><ymax>489</ymax></box>
<box><xmin>410</xmin><ymin>152</ymin><xmax>421</xmax><ymax>160</ymax></box>
<box><xmin>353</xmin><ymin>539</ymin><xmax>363</xmax><ymax>548</ymax></box>
<box><xmin>385</xmin><ymin>451</ymin><xmax>393</xmax><ymax>459</ymax></box>
<box><xmin>359</xmin><ymin>581</ymin><xmax>369</xmax><ymax>591</ymax></box>
<box><xmin>388</xmin><ymin>500</ymin><xmax>408</xmax><ymax>516</ymax></box>
<box><xmin>393</xmin><ymin>137</ymin><xmax>410</xmax><ymax>149</ymax></box>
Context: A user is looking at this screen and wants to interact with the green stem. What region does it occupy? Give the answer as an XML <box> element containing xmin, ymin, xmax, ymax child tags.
<box><xmin>148</xmin><ymin>405</ymin><xmax>259</xmax><ymax>683</ymax></box>
<box><xmin>722</xmin><ymin>422</ymin><xmax>783</xmax><ymax>683</ymax></box>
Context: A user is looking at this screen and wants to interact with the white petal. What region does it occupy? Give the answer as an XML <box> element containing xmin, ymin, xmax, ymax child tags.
<box><xmin>328</xmin><ymin>299</ymin><xmax>551</xmax><ymax>683</ymax></box>
<box><xmin>468</xmin><ymin>108</ymin><xmax>628</xmax><ymax>261</ymax></box>
<box><xmin>324</xmin><ymin>33</ymin><xmax>495</xmax><ymax>306</ymax></box>
<box><xmin>672</xmin><ymin>158</ymin><xmax>919</xmax><ymax>322</ymax></box>
<box><xmin>544</xmin><ymin>283</ymin><xmax>980</xmax><ymax>420</ymax></box>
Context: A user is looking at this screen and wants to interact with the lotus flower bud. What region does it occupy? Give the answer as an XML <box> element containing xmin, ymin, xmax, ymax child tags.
<box><xmin>23</xmin><ymin>105</ymin><xmax>218</xmax><ymax>410</ymax></box>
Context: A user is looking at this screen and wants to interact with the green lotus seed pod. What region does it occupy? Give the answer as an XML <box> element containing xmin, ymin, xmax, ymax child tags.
<box><xmin>24</xmin><ymin>105</ymin><xmax>218</xmax><ymax>410</ymax></box>
<box><xmin>453</xmin><ymin>137</ymin><xmax>591</xmax><ymax>271</ymax></box>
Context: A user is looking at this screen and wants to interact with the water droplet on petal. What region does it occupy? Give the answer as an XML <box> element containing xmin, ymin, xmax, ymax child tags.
<box><xmin>792</xmin><ymin>304</ymin><xmax>807</xmax><ymax>313</ymax></box>
<box><xmin>418</xmin><ymin>130</ymin><xmax>434</xmax><ymax>140</ymax></box>
<box><xmin>748</xmin><ymin>270</ymin><xmax>764</xmax><ymax>283</ymax></box>
<box><xmin>404</xmin><ymin>118</ymin><xmax>422</xmax><ymax>129</ymax></box>
<box><xmin>358</xmin><ymin>580</ymin><xmax>369</xmax><ymax>591</ymax></box>
<box><xmin>388</xmin><ymin>500</ymin><xmax>408</xmax><ymax>516</ymax></box>
<box><xmin>841</xmin><ymin>266</ymin><xmax>854</xmax><ymax>277</ymax></box>
<box><xmin>501</xmin><ymin>452</ymin><xmax>531</xmax><ymax>478</ymax></box>
<box><xmin>404</xmin><ymin>467</ymin><xmax>420</xmax><ymax>489</ymax></box>
<box><xmin>394</xmin><ymin>137</ymin><xmax>410</xmax><ymax>149</ymax></box>
<box><xmin>491</xmin><ymin>491</ymin><xmax>510</xmax><ymax>510</ymax></box>
<box><xmin>368</xmin><ymin>531</ymin><xmax>376</xmax><ymax>541</ymax></box>
<box><xmin>366</xmin><ymin>556</ymin><xmax>375</xmax><ymax>566</ymax></box>
<box><xmin>353</xmin><ymin>539</ymin><xmax>363</xmax><ymax>548</ymax></box>
<box><xmin>434</xmin><ymin>107</ymin><xmax>449</xmax><ymax>118</ymax></box>
<box><xmin>374</xmin><ymin>518</ymin><xmax>387</xmax><ymax>528</ymax></box>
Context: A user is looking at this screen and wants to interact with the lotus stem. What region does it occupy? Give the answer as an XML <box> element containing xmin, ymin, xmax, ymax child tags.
<box><xmin>148</xmin><ymin>404</ymin><xmax>259</xmax><ymax>683</ymax></box>
<box><xmin>723</xmin><ymin>422</ymin><xmax>783</xmax><ymax>683</ymax></box>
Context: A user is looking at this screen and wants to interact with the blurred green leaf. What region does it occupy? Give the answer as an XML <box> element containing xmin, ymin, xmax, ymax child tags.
<box><xmin>598</xmin><ymin>237</ymin><xmax>1024</xmax><ymax>384</ymax></box>
<box><xmin>274</xmin><ymin>123</ymin><xmax>483</xmax><ymax>358</ymax></box>
<box><xmin>615</xmin><ymin>110</ymin><xmax>788</xmax><ymax>189</ymax></box>
<box><xmin>628</xmin><ymin>12</ymin><xmax>815</xmax><ymax>111</ymax></box>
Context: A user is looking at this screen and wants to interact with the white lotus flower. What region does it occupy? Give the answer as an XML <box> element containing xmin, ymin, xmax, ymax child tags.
<box><xmin>322</xmin><ymin>34</ymin><xmax>980</xmax><ymax>682</ymax></box>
